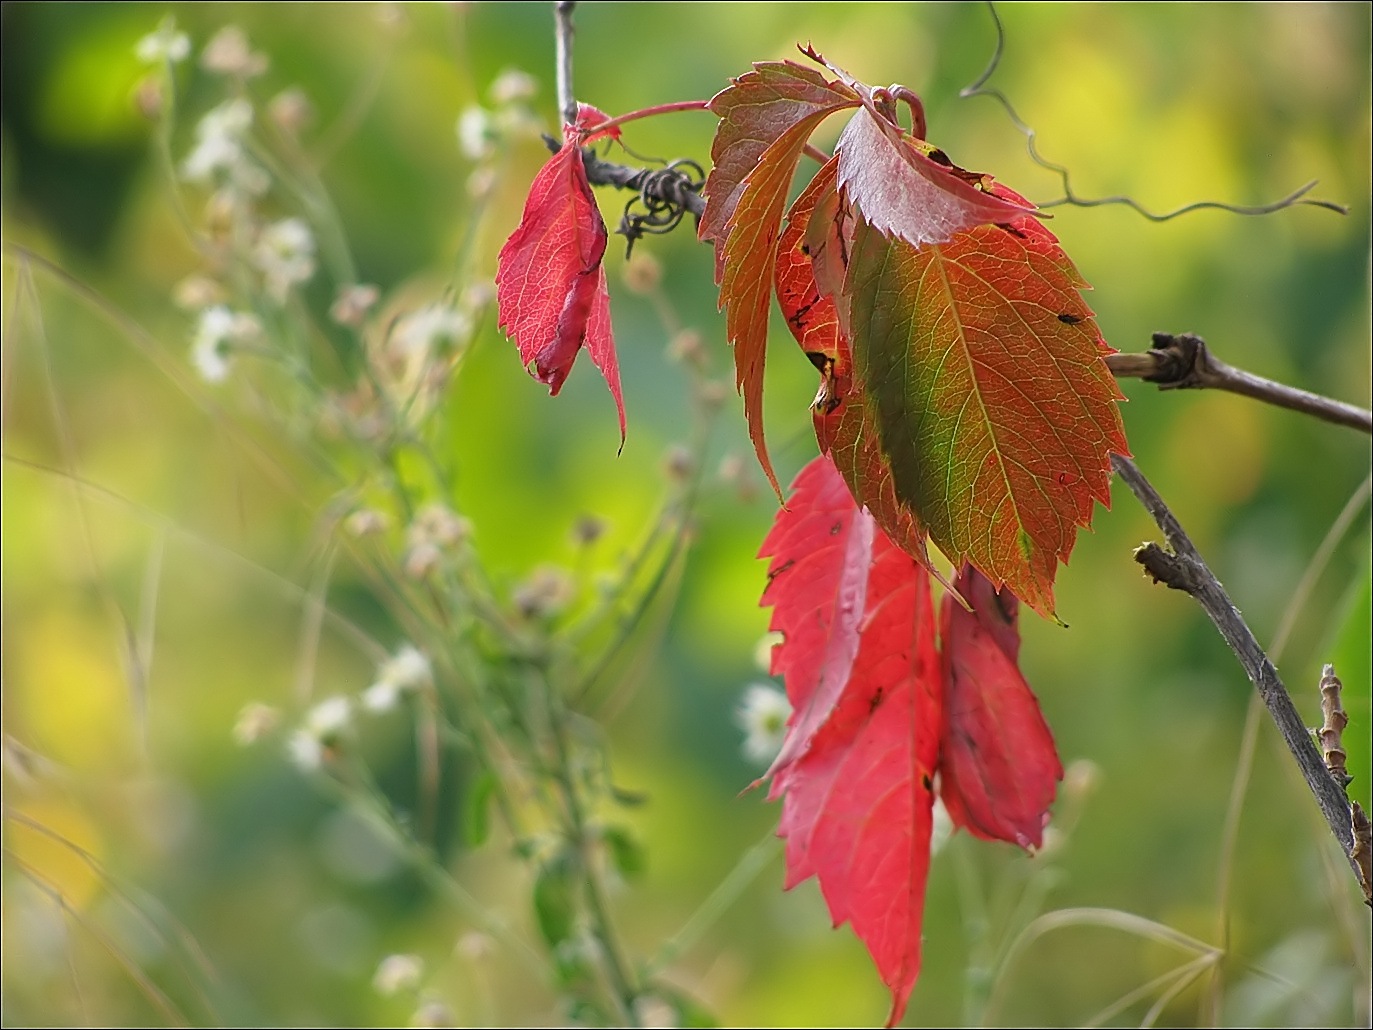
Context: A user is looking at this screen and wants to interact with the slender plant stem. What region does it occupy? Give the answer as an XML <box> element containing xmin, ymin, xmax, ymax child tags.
<box><xmin>648</xmin><ymin>831</ymin><xmax>782</xmax><ymax>974</ymax></box>
<box><xmin>554</xmin><ymin>2</ymin><xmax>577</xmax><ymax>125</ymax></box>
<box><xmin>540</xmin><ymin>668</ymin><xmax>641</xmax><ymax>1024</ymax></box>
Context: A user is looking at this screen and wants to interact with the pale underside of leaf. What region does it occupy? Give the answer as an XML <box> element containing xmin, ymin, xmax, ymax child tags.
<box><xmin>836</xmin><ymin>107</ymin><xmax>1032</xmax><ymax>250</ymax></box>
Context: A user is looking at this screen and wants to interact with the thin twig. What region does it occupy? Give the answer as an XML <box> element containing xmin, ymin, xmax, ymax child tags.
<box><xmin>960</xmin><ymin>2</ymin><xmax>1348</xmax><ymax>219</ymax></box>
<box><xmin>1107</xmin><ymin>333</ymin><xmax>1372</xmax><ymax>434</ymax></box>
<box><xmin>554</xmin><ymin>2</ymin><xmax>577</xmax><ymax>126</ymax></box>
<box><xmin>1111</xmin><ymin>454</ymin><xmax>1367</xmax><ymax>900</ymax></box>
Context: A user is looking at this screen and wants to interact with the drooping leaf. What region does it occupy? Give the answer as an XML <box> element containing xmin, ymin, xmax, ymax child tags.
<box><xmin>757</xmin><ymin>448</ymin><xmax>874</xmax><ymax>780</ymax></box>
<box><xmin>701</xmin><ymin>62</ymin><xmax>859</xmax><ymax>496</ymax></box>
<box><xmin>496</xmin><ymin>104</ymin><xmax>626</xmax><ymax>443</ymax></box>
<box><xmin>837</xmin><ymin>190</ymin><xmax>1129</xmax><ymax>617</ymax></box>
<box><xmin>761</xmin><ymin>455</ymin><xmax>943</xmax><ymax>1027</ymax></box>
<box><xmin>939</xmin><ymin>563</ymin><xmax>1061</xmax><ymax>849</ymax></box>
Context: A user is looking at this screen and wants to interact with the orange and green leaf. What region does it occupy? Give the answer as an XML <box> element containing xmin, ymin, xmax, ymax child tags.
<box><xmin>841</xmin><ymin>197</ymin><xmax>1128</xmax><ymax>616</ymax></box>
<box><xmin>701</xmin><ymin>62</ymin><xmax>859</xmax><ymax>496</ymax></box>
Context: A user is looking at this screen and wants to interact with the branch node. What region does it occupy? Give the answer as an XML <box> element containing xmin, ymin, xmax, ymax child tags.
<box><xmin>1318</xmin><ymin>663</ymin><xmax>1353</xmax><ymax>789</ymax></box>
<box><xmin>1132</xmin><ymin>542</ymin><xmax>1200</xmax><ymax>592</ymax></box>
<box><xmin>1145</xmin><ymin>332</ymin><xmax>1215</xmax><ymax>390</ymax></box>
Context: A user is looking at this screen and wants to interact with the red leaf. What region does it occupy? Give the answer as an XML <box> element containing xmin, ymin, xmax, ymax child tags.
<box><xmin>761</xmin><ymin>455</ymin><xmax>942</xmax><ymax>1027</ymax></box>
<box><xmin>939</xmin><ymin>563</ymin><xmax>1062</xmax><ymax>849</ymax></box>
<box><xmin>496</xmin><ymin>104</ymin><xmax>625</xmax><ymax>443</ymax></box>
<box><xmin>700</xmin><ymin>62</ymin><xmax>859</xmax><ymax>497</ymax></box>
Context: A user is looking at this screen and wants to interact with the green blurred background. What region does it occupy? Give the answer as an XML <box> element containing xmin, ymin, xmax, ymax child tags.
<box><xmin>3</xmin><ymin>3</ymin><xmax>1369</xmax><ymax>1026</ymax></box>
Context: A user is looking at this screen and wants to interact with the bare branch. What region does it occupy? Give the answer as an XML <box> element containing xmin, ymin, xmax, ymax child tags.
<box><xmin>1107</xmin><ymin>332</ymin><xmax>1373</xmax><ymax>434</ymax></box>
<box><xmin>1111</xmin><ymin>454</ymin><xmax>1368</xmax><ymax>901</ymax></box>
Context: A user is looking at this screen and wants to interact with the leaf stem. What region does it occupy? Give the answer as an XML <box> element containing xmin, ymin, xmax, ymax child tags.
<box><xmin>582</xmin><ymin>99</ymin><xmax>711</xmax><ymax>137</ymax></box>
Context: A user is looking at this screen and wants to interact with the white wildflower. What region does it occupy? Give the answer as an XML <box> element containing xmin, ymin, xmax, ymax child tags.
<box><xmin>330</xmin><ymin>283</ymin><xmax>380</xmax><ymax>327</ymax></box>
<box><xmin>305</xmin><ymin>695</ymin><xmax>352</xmax><ymax>739</ymax></box>
<box><xmin>190</xmin><ymin>305</ymin><xmax>260</xmax><ymax>384</ymax></box>
<box><xmin>287</xmin><ymin>696</ymin><xmax>352</xmax><ymax>771</ymax></box>
<box><xmin>268</xmin><ymin>87</ymin><xmax>314</xmax><ymax>135</ymax></box>
<box><xmin>454</xmin><ymin>931</ymin><xmax>492</xmax><ymax>962</ymax></box>
<box><xmin>736</xmin><ymin>683</ymin><xmax>790</xmax><ymax>765</ymax></box>
<box><xmin>489</xmin><ymin>69</ymin><xmax>538</xmax><ymax>105</ymax></box>
<box><xmin>456</xmin><ymin>106</ymin><xmax>495</xmax><ymax>161</ymax></box>
<box><xmin>410</xmin><ymin>1000</ymin><xmax>454</xmax><ymax>1028</ymax></box>
<box><xmin>232</xmin><ymin>702</ymin><xmax>279</xmax><ymax>746</ymax></box>
<box><xmin>253</xmin><ymin>218</ymin><xmax>316</xmax><ymax>304</ymax></box>
<box><xmin>135</xmin><ymin>16</ymin><xmax>191</xmax><ymax>65</ymax></box>
<box><xmin>513</xmin><ymin>566</ymin><xmax>573</xmax><ymax>620</ymax></box>
<box><xmin>173</xmin><ymin>274</ymin><xmax>225</xmax><ymax>311</ymax></box>
<box><xmin>344</xmin><ymin>508</ymin><xmax>390</xmax><ymax>538</ymax></box>
<box><xmin>632</xmin><ymin>995</ymin><xmax>678</xmax><ymax>1030</ymax></box>
<box><xmin>201</xmin><ymin>25</ymin><xmax>268</xmax><ymax>78</ymax></box>
<box><xmin>364</xmin><ymin>646</ymin><xmax>431</xmax><ymax>712</ymax></box>
<box><xmin>403</xmin><ymin>542</ymin><xmax>442</xmax><ymax>580</ymax></box>
<box><xmin>181</xmin><ymin>98</ymin><xmax>268</xmax><ymax>194</ymax></box>
<box><xmin>287</xmin><ymin>730</ymin><xmax>324</xmax><ymax>771</ymax></box>
<box><xmin>407</xmin><ymin>504</ymin><xmax>471</xmax><ymax>551</ymax></box>
<box><xmin>373</xmin><ymin>953</ymin><xmax>424</xmax><ymax>996</ymax></box>
<box><xmin>394</xmin><ymin>304</ymin><xmax>472</xmax><ymax>358</ymax></box>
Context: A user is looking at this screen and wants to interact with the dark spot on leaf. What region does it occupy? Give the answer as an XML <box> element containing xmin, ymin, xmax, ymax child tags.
<box><xmin>800</xmin><ymin>242</ymin><xmax>811</xmax><ymax>256</ymax></box>
<box><xmin>868</xmin><ymin>686</ymin><xmax>885</xmax><ymax>713</ymax></box>
<box><xmin>1057</xmin><ymin>313</ymin><xmax>1083</xmax><ymax>325</ymax></box>
<box><xmin>997</xmin><ymin>223</ymin><xmax>1029</xmax><ymax>240</ymax></box>
<box><xmin>767</xmin><ymin>559</ymin><xmax>795</xmax><ymax>581</ymax></box>
<box><xmin>927</xmin><ymin>149</ymin><xmax>953</xmax><ymax>168</ymax></box>
<box><xmin>806</xmin><ymin>351</ymin><xmax>830</xmax><ymax>372</ymax></box>
<box><xmin>829</xmin><ymin>521</ymin><xmax>843</xmax><ymax>536</ymax></box>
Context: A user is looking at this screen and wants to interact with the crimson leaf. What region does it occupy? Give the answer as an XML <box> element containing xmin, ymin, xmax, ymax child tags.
<box><xmin>939</xmin><ymin>563</ymin><xmax>1062</xmax><ymax>849</ymax></box>
<box><xmin>761</xmin><ymin>454</ymin><xmax>942</xmax><ymax>1027</ymax></box>
<box><xmin>496</xmin><ymin>104</ymin><xmax>626</xmax><ymax>443</ymax></box>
